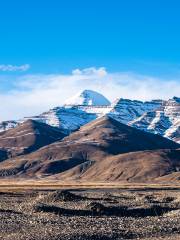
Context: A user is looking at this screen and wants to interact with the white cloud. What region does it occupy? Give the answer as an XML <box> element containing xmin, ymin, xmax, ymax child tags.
<box><xmin>72</xmin><ymin>67</ymin><xmax>107</xmax><ymax>77</ymax></box>
<box><xmin>0</xmin><ymin>67</ymin><xmax>180</xmax><ymax>121</ymax></box>
<box><xmin>0</xmin><ymin>64</ymin><xmax>30</xmax><ymax>72</ymax></box>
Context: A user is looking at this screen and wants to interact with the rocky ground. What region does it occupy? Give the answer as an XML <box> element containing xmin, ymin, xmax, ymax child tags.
<box><xmin>0</xmin><ymin>188</ymin><xmax>179</xmax><ymax>240</ymax></box>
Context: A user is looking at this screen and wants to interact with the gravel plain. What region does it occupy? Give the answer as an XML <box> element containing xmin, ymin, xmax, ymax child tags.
<box><xmin>0</xmin><ymin>188</ymin><xmax>179</xmax><ymax>240</ymax></box>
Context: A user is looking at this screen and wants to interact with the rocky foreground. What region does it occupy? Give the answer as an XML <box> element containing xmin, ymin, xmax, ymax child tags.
<box><xmin>0</xmin><ymin>188</ymin><xmax>179</xmax><ymax>239</ymax></box>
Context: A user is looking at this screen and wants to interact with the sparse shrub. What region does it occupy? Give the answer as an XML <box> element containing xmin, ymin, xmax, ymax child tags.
<box><xmin>86</xmin><ymin>202</ymin><xmax>106</xmax><ymax>214</ymax></box>
<box><xmin>43</xmin><ymin>190</ymin><xmax>83</xmax><ymax>202</ymax></box>
<box><xmin>162</xmin><ymin>196</ymin><xmax>175</xmax><ymax>203</ymax></box>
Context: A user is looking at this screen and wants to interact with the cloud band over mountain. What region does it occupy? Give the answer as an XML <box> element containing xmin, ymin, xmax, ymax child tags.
<box><xmin>0</xmin><ymin>67</ymin><xmax>180</xmax><ymax>120</ymax></box>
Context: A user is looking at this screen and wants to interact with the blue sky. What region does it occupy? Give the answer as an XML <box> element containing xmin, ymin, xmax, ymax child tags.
<box><xmin>1</xmin><ymin>0</ymin><xmax>180</xmax><ymax>74</ymax></box>
<box><xmin>0</xmin><ymin>0</ymin><xmax>180</xmax><ymax>120</ymax></box>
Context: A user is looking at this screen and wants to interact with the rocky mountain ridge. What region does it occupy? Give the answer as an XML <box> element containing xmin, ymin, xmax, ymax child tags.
<box><xmin>130</xmin><ymin>97</ymin><xmax>180</xmax><ymax>143</ymax></box>
<box><xmin>0</xmin><ymin>90</ymin><xmax>179</xmax><ymax>143</ymax></box>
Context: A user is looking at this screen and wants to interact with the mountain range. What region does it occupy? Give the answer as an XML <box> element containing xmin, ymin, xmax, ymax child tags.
<box><xmin>0</xmin><ymin>89</ymin><xmax>179</xmax><ymax>182</ymax></box>
<box><xmin>0</xmin><ymin>90</ymin><xmax>179</xmax><ymax>143</ymax></box>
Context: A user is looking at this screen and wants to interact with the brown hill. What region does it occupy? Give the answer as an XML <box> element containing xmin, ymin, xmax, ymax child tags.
<box><xmin>58</xmin><ymin>149</ymin><xmax>179</xmax><ymax>182</ymax></box>
<box><xmin>24</xmin><ymin>116</ymin><xmax>179</xmax><ymax>159</ymax></box>
<box><xmin>0</xmin><ymin>116</ymin><xmax>179</xmax><ymax>181</ymax></box>
<box><xmin>0</xmin><ymin>120</ymin><xmax>66</xmax><ymax>160</ymax></box>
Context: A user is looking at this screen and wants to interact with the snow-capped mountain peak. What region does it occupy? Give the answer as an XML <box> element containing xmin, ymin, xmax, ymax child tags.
<box><xmin>64</xmin><ymin>89</ymin><xmax>111</xmax><ymax>106</ymax></box>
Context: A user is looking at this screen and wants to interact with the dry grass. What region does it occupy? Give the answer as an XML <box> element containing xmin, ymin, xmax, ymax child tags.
<box><xmin>0</xmin><ymin>179</ymin><xmax>180</xmax><ymax>191</ymax></box>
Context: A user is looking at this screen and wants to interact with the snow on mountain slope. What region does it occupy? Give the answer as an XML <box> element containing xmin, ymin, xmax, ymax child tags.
<box><xmin>109</xmin><ymin>98</ymin><xmax>163</xmax><ymax>123</ymax></box>
<box><xmin>0</xmin><ymin>121</ymin><xmax>19</xmax><ymax>132</ymax></box>
<box><xmin>24</xmin><ymin>96</ymin><xmax>161</xmax><ymax>133</ymax></box>
<box><xmin>130</xmin><ymin>97</ymin><xmax>180</xmax><ymax>143</ymax></box>
<box><xmin>26</xmin><ymin>106</ymin><xmax>98</xmax><ymax>134</ymax></box>
<box><xmin>65</xmin><ymin>89</ymin><xmax>110</xmax><ymax>106</ymax></box>
<box><xmin>0</xmin><ymin>90</ymin><xmax>111</xmax><ymax>134</ymax></box>
<box><xmin>0</xmin><ymin>90</ymin><xmax>164</xmax><ymax>135</ymax></box>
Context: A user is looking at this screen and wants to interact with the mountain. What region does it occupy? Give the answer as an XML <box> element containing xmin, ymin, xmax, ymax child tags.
<box><xmin>26</xmin><ymin>106</ymin><xmax>98</xmax><ymax>134</ymax></box>
<box><xmin>26</xmin><ymin>94</ymin><xmax>163</xmax><ymax>133</ymax></box>
<box><xmin>0</xmin><ymin>90</ymin><xmax>112</xmax><ymax>133</ymax></box>
<box><xmin>0</xmin><ymin>120</ymin><xmax>66</xmax><ymax>160</ymax></box>
<box><xmin>109</xmin><ymin>98</ymin><xmax>163</xmax><ymax>123</ymax></box>
<box><xmin>130</xmin><ymin>97</ymin><xmax>180</xmax><ymax>144</ymax></box>
<box><xmin>64</xmin><ymin>89</ymin><xmax>111</xmax><ymax>106</ymax></box>
<box><xmin>0</xmin><ymin>90</ymin><xmax>163</xmax><ymax>135</ymax></box>
<box><xmin>22</xmin><ymin>90</ymin><xmax>112</xmax><ymax>133</ymax></box>
<box><xmin>0</xmin><ymin>116</ymin><xmax>179</xmax><ymax>181</ymax></box>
